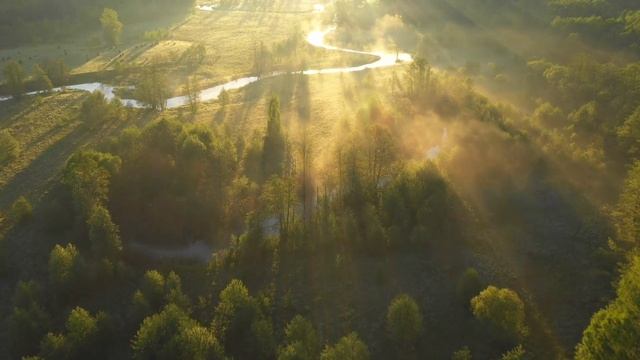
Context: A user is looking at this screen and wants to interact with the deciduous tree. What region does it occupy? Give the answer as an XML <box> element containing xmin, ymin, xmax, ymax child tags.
<box><xmin>471</xmin><ymin>286</ymin><xmax>528</xmax><ymax>340</ymax></box>
<box><xmin>3</xmin><ymin>60</ymin><xmax>26</xmax><ymax>98</ymax></box>
<box><xmin>386</xmin><ymin>294</ymin><xmax>423</xmax><ymax>354</ymax></box>
<box><xmin>320</xmin><ymin>332</ymin><xmax>369</xmax><ymax>360</ymax></box>
<box><xmin>100</xmin><ymin>8</ymin><xmax>123</xmax><ymax>47</ymax></box>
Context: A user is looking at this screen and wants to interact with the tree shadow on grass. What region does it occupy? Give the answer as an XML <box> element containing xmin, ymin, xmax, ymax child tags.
<box><xmin>0</xmin><ymin>108</ymin><xmax>153</xmax><ymax>209</ymax></box>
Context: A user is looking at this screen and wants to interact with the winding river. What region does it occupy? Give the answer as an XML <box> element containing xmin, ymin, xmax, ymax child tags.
<box><xmin>1</xmin><ymin>4</ymin><xmax>412</xmax><ymax>108</ymax></box>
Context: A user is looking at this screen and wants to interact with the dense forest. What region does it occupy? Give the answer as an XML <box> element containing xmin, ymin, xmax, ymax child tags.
<box><xmin>1</xmin><ymin>0</ymin><xmax>639</xmax><ymax>359</ymax></box>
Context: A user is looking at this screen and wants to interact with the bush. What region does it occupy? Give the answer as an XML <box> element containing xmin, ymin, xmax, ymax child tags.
<box><xmin>9</xmin><ymin>196</ymin><xmax>33</xmax><ymax>224</ymax></box>
<box><xmin>80</xmin><ymin>92</ymin><xmax>109</xmax><ymax>123</ymax></box>
<box><xmin>0</xmin><ymin>129</ymin><xmax>20</xmax><ymax>163</ymax></box>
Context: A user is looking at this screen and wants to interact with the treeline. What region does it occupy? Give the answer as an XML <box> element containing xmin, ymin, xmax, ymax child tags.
<box><xmin>524</xmin><ymin>56</ymin><xmax>640</xmax><ymax>169</ymax></box>
<box><xmin>1</xmin><ymin>63</ymin><xmax>542</xmax><ymax>357</ymax></box>
<box><xmin>573</xmin><ymin>159</ymin><xmax>640</xmax><ymax>359</ymax></box>
<box><xmin>0</xmin><ymin>0</ymin><xmax>195</xmax><ymax>47</ymax></box>
<box><xmin>548</xmin><ymin>0</ymin><xmax>640</xmax><ymax>49</ymax></box>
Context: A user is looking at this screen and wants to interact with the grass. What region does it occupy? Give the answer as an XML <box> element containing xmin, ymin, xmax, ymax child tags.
<box><xmin>0</xmin><ymin>93</ymin><xmax>85</xmax><ymax>206</ymax></box>
<box><xmin>113</xmin><ymin>1</ymin><xmax>377</xmax><ymax>96</ymax></box>
<box><xmin>0</xmin><ymin>91</ymin><xmax>155</xmax><ymax>209</ymax></box>
<box><xmin>0</xmin><ymin>0</ymin><xmax>382</xmax><ymax>209</ymax></box>
<box><xmin>0</xmin><ymin>9</ymin><xmax>191</xmax><ymax>81</ymax></box>
<box><xmin>164</xmin><ymin>65</ymin><xmax>408</xmax><ymax>162</ymax></box>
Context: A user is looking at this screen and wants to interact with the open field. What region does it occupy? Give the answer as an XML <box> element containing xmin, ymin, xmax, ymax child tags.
<box><xmin>0</xmin><ymin>10</ymin><xmax>191</xmax><ymax>82</ymax></box>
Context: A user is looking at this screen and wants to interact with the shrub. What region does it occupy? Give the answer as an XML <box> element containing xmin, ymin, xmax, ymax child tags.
<box><xmin>0</xmin><ymin>129</ymin><xmax>20</xmax><ymax>163</ymax></box>
<box><xmin>9</xmin><ymin>196</ymin><xmax>33</xmax><ymax>224</ymax></box>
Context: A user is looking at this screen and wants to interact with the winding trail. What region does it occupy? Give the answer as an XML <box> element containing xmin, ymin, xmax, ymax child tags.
<box><xmin>1</xmin><ymin>3</ymin><xmax>412</xmax><ymax>109</ymax></box>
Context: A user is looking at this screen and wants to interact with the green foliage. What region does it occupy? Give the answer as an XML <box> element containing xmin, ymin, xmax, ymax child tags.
<box><xmin>8</xmin><ymin>281</ymin><xmax>51</xmax><ymax>358</ymax></box>
<box><xmin>135</xmin><ymin>65</ymin><xmax>170</xmax><ymax>111</ymax></box>
<box><xmin>132</xmin><ymin>304</ymin><xmax>224</xmax><ymax>360</ymax></box>
<box><xmin>617</xmin><ymin>106</ymin><xmax>640</xmax><ymax>156</ymax></box>
<box><xmin>405</xmin><ymin>57</ymin><xmax>432</xmax><ymax>100</ymax></box>
<box><xmin>213</xmin><ymin>279</ymin><xmax>274</xmax><ymax>359</ymax></box>
<box><xmin>219</xmin><ymin>88</ymin><xmax>230</xmax><ymax>107</ymax></box>
<box><xmin>278</xmin><ymin>315</ymin><xmax>320</xmax><ymax>360</ymax></box>
<box><xmin>500</xmin><ymin>345</ymin><xmax>525</xmax><ymax>360</ymax></box>
<box><xmin>64</xmin><ymin>307</ymin><xmax>100</xmax><ymax>357</ymax></box>
<box><xmin>80</xmin><ymin>92</ymin><xmax>121</xmax><ymax>124</ymax></box>
<box><xmin>262</xmin><ymin>97</ymin><xmax>287</xmax><ymax>180</ymax></box>
<box><xmin>243</xmin><ymin>133</ymin><xmax>264</xmax><ymax>182</ymax></box>
<box><xmin>32</xmin><ymin>64</ymin><xmax>53</xmax><ymax>93</ymax></box>
<box><xmin>320</xmin><ymin>332</ymin><xmax>370</xmax><ymax>360</ymax></box>
<box><xmin>0</xmin><ymin>0</ymin><xmax>194</xmax><ymax>47</ymax></box>
<box><xmin>40</xmin><ymin>333</ymin><xmax>67</xmax><ymax>360</ymax></box>
<box><xmin>0</xmin><ymin>129</ymin><xmax>20</xmax><ymax>164</ymax></box>
<box><xmin>532</xmin><ymin>102</ymin><xmax>564</xmax><ymax>128</ymax></box>
<box><xmin>613</xmin><ymin>161</ymin><xmax>640</xmax><ymax>247</ymax></box>
<box><xmin>100</xmin><ymin>8</ymin><xmax>123</xmax><ymax>47</ymax></box>
<box><xmin>181</xmin><ymin>43</ymin><xmax>207</xmax><ymax>70</ymax></box>
<box><xmin>386</xmin><ymin>294</ymin><xmax>423</xmax><ymax>351</ymax></box>
<box><xmin>457</xmin><ymin>268</ymin><xmax>483</xmax><ymax>306</ymax></box>
<box><xmin>39</xmin><ymin>307</ymin><xmax>109</xmax><ymax>360</ymax></box>
<box><xmin>529</xmin><ymin>57</ymin><xmax>640</xmax><ymax>165</ymax></box>
<box><xmin>165</xmin><ymin>271</ymin><xmax>190</xmax><ymax>310</ymax></box>
<box><xmin>9</xmin><ymin>196</ymin><xmax>33</xmax><ymax>224</ymax></box>
<box><xmin>184</xmin><ymin>75</ymin><xmax>200</xmax><ymax>114</ymax></box>
<box><xmin>470</xmin><ymin>286</ymin><xmax>528</xmax><ymax>340</ymax></box>
<box><xmin>575</xmin><ymin>254</ymin><xmax>640</xmax><ymax>359</ymax></box>
<box><xmin>63</xmin><ymin>150</ymin><xmax>121</xmax><ymax>218</ymax></box>
<box><xmin>48</xmin><ymin>243</ymin><xmax>82</xmax><ymax>288</ymax></box>
<box><xmin>87</xmin><ymin>205</ymin><xmax>122</xmax><ymax>261</ymax></box>
<box><xmin>109</xmin><ymin>119</ymin><xmax>236</xmax><ymax>245</ymax></box>
<box><xmin>3</xmin><ymin>60</ymin><xmax>26</xmax><ymax>98</ymax></box>
<box><xmin>451</xmin><ymin>346</ymin><xmax>472</xmax><ymax>360</ymax></box>
<box><xmin>41</xmin><ymin>59</ymin><xmax>69</xmax><ymax>86</ymax></box>
<box><xmin>624</xmin><ymin>10</ymin><xmax>640</xmax><ymax>34</ymax></box>
<box><xmin>382</xmin><ymin>164</ymin><xmax>452</xmax><ymax>248</ymax></box>
<box><xmin>143</xmin><ymin>28</ymin><xmax>169</xmax><ymax>42</ymax></box>
<box><xmin>570</xmin><ymin>101</ymin><xmax>599</xmax><ymax>134</ymax></box>
<box><xmin>131</xmin><ymin>270</ymin><xmax>176</xmax><ymax>317</ymax></box>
